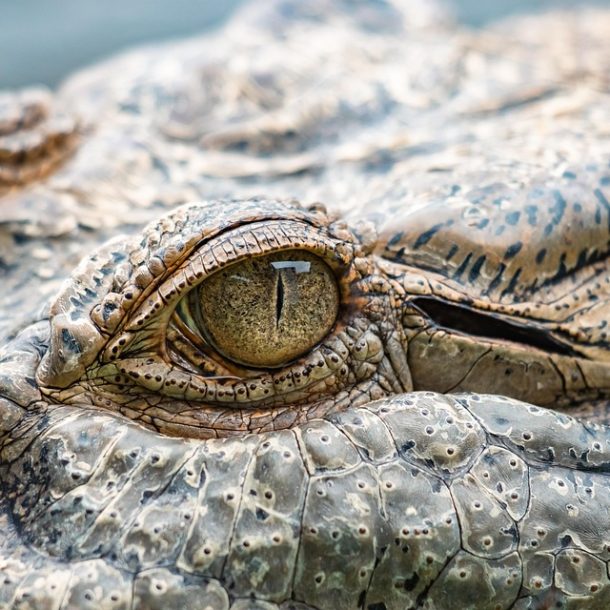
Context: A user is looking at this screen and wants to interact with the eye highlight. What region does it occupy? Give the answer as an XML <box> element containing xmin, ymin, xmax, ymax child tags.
<box><xmin>187</xmin><ymin>250</ymin><xmax>339</xmax><ymax>368</ymax></box>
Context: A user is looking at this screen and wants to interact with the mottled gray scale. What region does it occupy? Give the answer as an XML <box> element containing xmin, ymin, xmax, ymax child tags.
<box><xmin>0</xmin><ymin>397</ymin><xmax>25</xmax><ymax>442</ymax></box>
<box><xmin>295</xmin><ymin>420</ymin><xmax>361</xmax><ymax>473</ymax></box>
<box><xmin>554</xmin><ymin>550</ymin><xmax>610</xmax><ymax>601</ymax></box>
<box><xmin>294</xmin><ymin>464</ymin><xmax>383</xmax><ymax>609</ymax></box>
<box><xmin>179</xmin><ymin>435</ymin><xmax>260</xmax><ymax>576</ymax></box>
<box><xmin>421</xmin><ymin>551</ymin><xmax>522</xmax><ymax>610</ymax></box>
<box><xmin>117</xmin><ymin>449</ymin><xmax>205</xmax><ymax>569</ymax></box>
<box><xmin>372</xmin><ymin>393</ymin><xmax>486</xmax><ymax>476</ymax></box>
<box><xmin>3</xmin><ymin>564</ymin><xmax>75</xmax><ymax>610</ymax></box>
<box><xmin>0</xmin><ymin>322</ymin><xmax>46</xmax><ymax>410</ymax></box>
<box><xmin>468</xmin><ymin>446</ymin><xmax>530</xmax><ymax>521</ymax></box>
<box><xmin>6</xmin><ymin>408</ymin><xmax>119</xmax><ymax>532</ymax></box>
<box><xmin>230</xmin><ymin>601</ymin><xmax>276</xmax><ymax>610</ymax></box>
<box><xmin>462</xmin><ymin>394</ymin><xmax>610</xmax><ymax>468</ymax></box>
<box><xmin>521</xmin><ymin>467</ymin><xmax>610</xmax><ymax>558</ymax></box>
<box><xmin>365</xmin><ymin>461</ymin><xmax>460</xmax><ymax>609</ymax></box>
<box><xmin>330</xmin><ymin>407</ymin><xmax>398</xmax><ymax>463</ymax></box>
<box><xmin>2</xmin><ymin>395</ymin><xmax>610</xmax><ymax>607</ymax></box>
<box><xmin>228</xmin><ymin>601</ymin><xmax>317</xmax><ymax>610</ymax></box>
<box><xmin>133</xmin><ymin>570</ymin><xmax>229</xmax><ymax>610</ymax></box>
<box><xmin>520</xmin><ymin>551</ymin><xmax>555</xmax><ymax>595</ymax></box>
<box><xmin>450</xmin><ymin>475</ymin><xmax>518</xmax><ymax>559</ymax></box>
<box><xmin>57</xmin><ymin>561</ymin><xmax>130</xmax><ymax>610</ymax></box>
<box><xmin>224</xmin><ymin>431</ymin><xmax>307</xmax><ymax>600</ymax></box>
<box><xmin>11</xmin><ymin>410</ymin><xmax>195</xmax><ymax>560</ymax></box>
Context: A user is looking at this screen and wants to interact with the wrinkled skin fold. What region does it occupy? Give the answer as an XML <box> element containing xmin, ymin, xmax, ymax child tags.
<box><xmin>3</xmin><ymin>0</ymin><xmax>610</xmax><ymax>608</ymax></box>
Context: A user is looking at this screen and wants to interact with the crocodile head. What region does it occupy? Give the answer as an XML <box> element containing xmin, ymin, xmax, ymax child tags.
<box><xmin>2</xmin><ymin>1</ymin><xmax>610</xmax><ymax>608</ymax></box>
<box><xmin>2</xmin><ymin>194</ymin><xmax>610</xmax><ymax>609</ymax></box>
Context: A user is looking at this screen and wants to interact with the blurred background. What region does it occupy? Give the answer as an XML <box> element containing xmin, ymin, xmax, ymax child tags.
<box><xmin>2</xmin><ymin>0</ymin><xmax>609</xmax><ymax>89</ymax></box>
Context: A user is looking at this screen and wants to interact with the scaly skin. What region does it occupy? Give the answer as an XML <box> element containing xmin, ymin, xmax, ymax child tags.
<box><xmin>2</xmin><ymin>196</ymin><xmax>610</xmax><ymax>609</ymax></box>
<box><xmin>3</xmin><ymin>390</ymin><xmax>610</xmax><ymax>609</ymax></box>
<box><xmin>3</xmin><ymin>1</ymin><xmax>610</xmax><ymax>608</ymax></box>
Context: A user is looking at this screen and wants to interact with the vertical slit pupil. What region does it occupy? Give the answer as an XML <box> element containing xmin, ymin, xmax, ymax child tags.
<box><xmin>276</xmin><ymin>270</ymin><xmax>285</xmax><ymax>326</ymax></box>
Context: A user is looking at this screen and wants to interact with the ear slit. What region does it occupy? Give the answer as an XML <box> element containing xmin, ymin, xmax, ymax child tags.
<box><xmin>410</xmin><ymin>295</ymin><xmax>577</xmax><ymax>357</ymax></box>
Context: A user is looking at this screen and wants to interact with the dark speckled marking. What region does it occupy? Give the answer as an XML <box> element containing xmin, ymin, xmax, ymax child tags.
<box><xmin>387</xmin><ymin>232</ymin><xmax>404</xmax><ymax>247</ymax></box>
<box><xmin>594</xmin><ymin>188</ymin><xmax>610</xmax><ymax>230</ymax></box>
<box><xmin>501</xmin><ymin>268</ymin><xmax>522</xmax><ymax>298</ymax></box>
<box><xmin>446</xmin><ymin>244</ymin><xmax>459</xmax><ymax>261</ymax></box>
<box><xmin>476</xmin><ymin>218</ymin><xmax>490</xmax><ymax>229</ymax></box>
<box><xmin>524</xmin><ymin>205</ymin><xmax>537</xmax><ymax>226</ymax></box>
<box><xmin>505</xmin><ymin>211</ymin><xmax>520</xmax><ymax>226</ymax></box>
<box><xmin>576</xmin><ymin>249</ymin><xmax>588</xmax><ymax>269</ymax></box>
<box><xmin>504</xmin><ymin>242</ymin><xmax>522</xmax><ymax>260</ymax></box>
<box><xmin>413</xmin><ymin>223</ymin><xmax>443</xmax><ymax>249</ymax></box>
<box><xmin>542</xmin><ymin>190</ymin><xmax>567</xmax><ymax>237</ymax></box>
<box><xmin>61</xmin><ymin>328</ymin><xmax>81</xmax><ymax>354</ymax></box>
<box><xmin>555</xmin><ymin>253</ymin><xmax>568</xmax><ymax>279</ymax></box>
<box><xmin>486</xmin><ymin>262</ymin><xmax>506</xmax><ymax>294</ymax></box>
<box><xmin>535</xmin><ymin>249</ymin><xmax>547</xmax><ymax>265</ymax></box>
<box><xmin>551</xmin><ymin>190</ymin><xmax>567</xmax><ymax>223</ymax></box>
<box><xmin>453</xmin><ymin>252</ymin><xmax>472</xmax><ymax>281</ymax></box>
<box><xmin>601</xmin><ymin>176</ymin><xmax>610</xmax><ymax>186</ymax></box>
<box><xmin>562</xmin><ymin>170</ymin><xmax>577</xmax><ymax>180</ymax></box>
<box><xmin>468</xmin><ymin>255</ymin><xmax>486</xmax><ymax>283</ymax></box>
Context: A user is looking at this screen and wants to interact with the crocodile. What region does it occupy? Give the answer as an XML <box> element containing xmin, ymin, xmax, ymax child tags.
<box><xmin>2</xmin><ymin>0</ymin><xmax>610</xmax><ymax>608</ymax></box>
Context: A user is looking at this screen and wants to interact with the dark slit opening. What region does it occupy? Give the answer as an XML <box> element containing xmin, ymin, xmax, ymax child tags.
<box><xmin>275</xmin><ymin>272</ymin><xmax>285</xmax><ymax>326</ymax></box>
<box><xmin>410</xmin><ymin>296</ymin><xmax>576</xmax><ymax>356</ymax></box>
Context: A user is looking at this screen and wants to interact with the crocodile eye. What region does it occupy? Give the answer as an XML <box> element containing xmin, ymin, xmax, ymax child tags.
<box><xmin>193</xmin><ymin>249</ymin><xmax>339</xmax><ymax>368</ymax></box>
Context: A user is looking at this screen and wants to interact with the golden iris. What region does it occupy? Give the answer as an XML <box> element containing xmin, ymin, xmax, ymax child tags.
<box><xmin>197</xmin><ymin>250</ymin><xmax>339</xmax><ymax>368</ymax></box>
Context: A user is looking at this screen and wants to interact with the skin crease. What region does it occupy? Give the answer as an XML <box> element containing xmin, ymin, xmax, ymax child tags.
<box><xmin>3</xmin><ymin>0</ymin><xmax>610</xmax><ymax>608</ymax></box>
